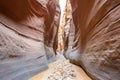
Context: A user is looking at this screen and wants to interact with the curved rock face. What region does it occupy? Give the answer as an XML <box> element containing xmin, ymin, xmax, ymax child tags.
<box><xmin>0</xmin><ymin>0</ymin><xmax>60</xmax><ymax>80</ymax></box>
<box><xmin>65</xmin><ymin>0</ymin><xmax>120</xmax><ymax>80</ymax></box>
<box><xmin>44</xmin><ymin>0</ymin><xmax>60</xmax><ymax>59</ymax></box>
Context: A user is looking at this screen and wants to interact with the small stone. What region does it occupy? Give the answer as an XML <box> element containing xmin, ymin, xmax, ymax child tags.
<box><xmin>46</xmin><ymin>54</ymin><xmax>76</xmax><ymax>80</ymax></box>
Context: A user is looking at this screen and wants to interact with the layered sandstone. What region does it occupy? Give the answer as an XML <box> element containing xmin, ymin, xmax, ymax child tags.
<box><xmin>65</xmin><ymin>0</ymin><xmax>120</xmax><ymax>80</ymax></box>
<box><xmin>0</xmin><ymin>0</ymin><xmax>120</xmax><ymax>80</ymax></box>
<box><xmin>0</xmin><ymin>0</ymin><xmax>60</xmax><ymax>80</ymax></box>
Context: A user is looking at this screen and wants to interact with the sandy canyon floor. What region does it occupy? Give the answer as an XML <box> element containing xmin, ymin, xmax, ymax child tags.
<box><xmin>29</xmin><ymin>54</ymin><xmax>91</xmax><ymax>80</ymax></box>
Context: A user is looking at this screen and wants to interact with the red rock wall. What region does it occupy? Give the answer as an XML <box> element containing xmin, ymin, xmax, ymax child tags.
<box><xmin>0</xmin><ymin>0</ymin><xmax>60</xmax><ymax>80</ymax></box>
<box><xmin>44</xmin><ymin>0</ymin><xmax>60</xmax><ymax>58</ymax></box>
<box><xmin>65</xmin><ymin>0</ymin><xmax>120</xmax><ymax>80</ymax></box>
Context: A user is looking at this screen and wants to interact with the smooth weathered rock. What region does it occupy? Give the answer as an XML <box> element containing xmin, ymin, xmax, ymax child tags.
<box><xmin>0</xmin><ymin>0</ymin><xmax>120</xmax><ymax>80</ymax></box>
<box><xmin>44</xmin><ymin>0</ymin><xmax>60</xmax><ymax>60</ymax></box>
<box><xmin>65</xmin><ymin>0</ymin><xmax>120</xmax><ymax>80</ymax></box>
<box><xmin>0</xmin><ymin>0</ymin><xmax>60</xmax><ymax>80</ymax></box>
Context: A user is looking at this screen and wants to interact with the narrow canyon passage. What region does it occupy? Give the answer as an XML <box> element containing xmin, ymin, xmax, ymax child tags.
<box><xmin>0</xmin><ymin>0</ymin><xmax>120</xmax><ymax>80</ymax></box>
<box><xmin>30</xmin><ymin>0</ymin><xmax>92</xmax><ymax>80</ymax></box>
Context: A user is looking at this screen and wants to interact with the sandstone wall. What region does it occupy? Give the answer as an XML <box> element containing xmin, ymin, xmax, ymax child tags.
<box><xmin>0</xmin><ymin>0</ymin><xmax>60</xmax><ymax>80</ymax></box>
<box><xmin>65</xmin><ymin>0</ymin><xmax>120</xmax><ymax>80</ymax></box>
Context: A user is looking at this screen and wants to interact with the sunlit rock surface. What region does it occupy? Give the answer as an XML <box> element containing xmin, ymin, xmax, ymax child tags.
<box><xmin>65</xmin><ymin>0</ymin><xmax>120</xmax><ymax>80</ymax></box>
<box><xmin>0</xmin><ymin>0</ymin><xmax>60</xmax><ymax>80</ymax></box>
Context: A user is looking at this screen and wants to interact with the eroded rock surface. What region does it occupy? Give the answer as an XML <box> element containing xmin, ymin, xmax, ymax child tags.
<box><xmin>0</xmin><ymin>0</ymin><xmax>120</xmax><ymax>80</ymax></box>
<box><xmin>65</xmin><ymin>0</ymin><xmax>120</xmax><ymax>80</ymax></box>
<box><xmin>0</xmin><ymin>0</ymin><xmax>60</xmax><ymax>80</ymax></box>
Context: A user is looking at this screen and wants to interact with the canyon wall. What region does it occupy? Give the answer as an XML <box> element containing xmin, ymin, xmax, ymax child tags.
<box><xmin>65</xmin><ymin>0</ymin><xmax>120</xmax><ymax>80</ymax></box>
<box><xmin>0</xmin><ymin>0</ymin><xmax>119</xmax><ymax>80</ymax></box>
<box><xmin>0</xmin><ymin>0</ymin><xmax>60</xmax><ymax>80</ymax></box>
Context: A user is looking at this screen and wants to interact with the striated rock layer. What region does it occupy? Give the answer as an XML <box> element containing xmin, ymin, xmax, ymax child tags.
<box><xmin>65</xmin><ymin>0</ymin><xmax>120</xmax><ymax>80</ymax></box>
<box><xmin>0</xmin><ymin>0</ymin><xmax>120</xmax><ymax>80</ymax></box>
<box><xmin>0</xmin><ymin>0</ymin><xmax>60</xmax><ymax>80</ymax></box>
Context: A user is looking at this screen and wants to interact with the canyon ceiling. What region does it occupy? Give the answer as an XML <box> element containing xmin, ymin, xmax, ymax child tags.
<box><xmin>0</xmin><ymin>0</ymin><xmax>120</xmax><ymax>80</ymax></box>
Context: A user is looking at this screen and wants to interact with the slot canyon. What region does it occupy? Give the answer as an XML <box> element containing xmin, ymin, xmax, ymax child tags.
<box><xmin>0</xmin><ymin>0</ymin><xmax>120</xmax><ymax>80</ymax></box>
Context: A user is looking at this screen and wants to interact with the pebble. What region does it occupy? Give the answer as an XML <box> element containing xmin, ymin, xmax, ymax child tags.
<box><xmin>47</xmin><ymin>54</ymin><xmax>76</xmax><ymax>80</ymax></box>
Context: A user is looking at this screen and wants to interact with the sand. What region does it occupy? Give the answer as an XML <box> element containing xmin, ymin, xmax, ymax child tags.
<box><xmin>29</xmin><ymin>55</ymin><xmax>92</xmax><ymax>80</ymax></box>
